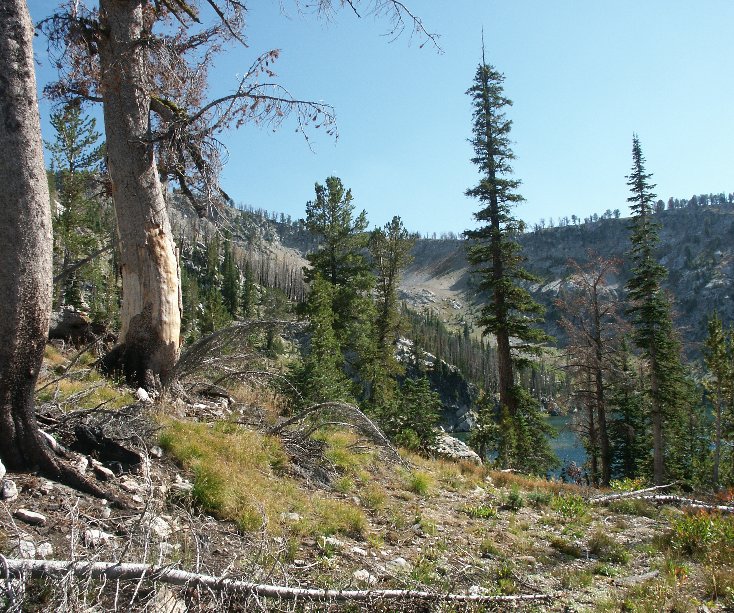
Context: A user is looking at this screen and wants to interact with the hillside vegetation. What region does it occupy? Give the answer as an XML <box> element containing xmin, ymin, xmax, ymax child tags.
<box><xmin>2</xmin><ymin>345</ymin><xmax>733</xmax><ymax>611</ymax></box>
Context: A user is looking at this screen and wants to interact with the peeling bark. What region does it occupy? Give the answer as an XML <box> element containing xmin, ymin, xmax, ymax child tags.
<box><xmin>97</xmin><ymin>0</ymin><xmax>181</xmax><ymax>387</ymax></box>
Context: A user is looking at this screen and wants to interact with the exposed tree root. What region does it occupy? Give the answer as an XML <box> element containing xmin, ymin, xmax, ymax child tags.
<box><xmin>38</xmin><ymin>453</ymin><xmax>132</xmax><ymax>509</ymax></box>
<box><xmin>3</xmin><ymin>558</ymin><xmax>555</xmax><ymax>605</ymax></box>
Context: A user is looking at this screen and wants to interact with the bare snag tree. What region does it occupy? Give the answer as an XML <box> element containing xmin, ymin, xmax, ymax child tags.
<box><xmin>41</xmin><ymin>0</ymin><xmax>437</xmax><ymax>389</ymax></box>
<box><xmin>556</xmin><ymin>254</ymin><xmax>624</xmax><ymax>486</ymax></box>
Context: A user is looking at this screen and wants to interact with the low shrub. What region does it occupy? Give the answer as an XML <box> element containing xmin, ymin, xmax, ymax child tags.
<box><xmin>550</xmin><ymin>535</ymin><xmax>583</xmax><ymax>558</ymax></box>
<box><xmin>504</xmin><ymin>486</ymin><xmax>524</xmax><ymax>511</ymax></box>
<box><xmin>668</xmin><ymin>511</ymin><xmax>734</xmax><ymax>563</ymax></box>
<box><xmin>551</xmin><ymin>493</ymin><xmax>588</xmax><ymax>518</ymax></box>
<box><xmin>588</xmin><ymin>529</ymin><xmax>630</xmax><ymax>564</ymax></box>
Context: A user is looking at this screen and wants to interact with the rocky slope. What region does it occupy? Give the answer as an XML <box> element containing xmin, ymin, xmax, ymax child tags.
<box><xmin>398</xmin><ymin>206</ymin><xmax>734</xmax><ymax>357</ymax></box>
<box><xmin>2</xmin><ymin>345</ymin><xmax>732</xmax><ymax>611</ymax></box>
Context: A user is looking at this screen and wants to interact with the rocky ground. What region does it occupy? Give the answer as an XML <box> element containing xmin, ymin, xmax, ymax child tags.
<box><xmin>0</xmin><ymin>347</ymin><xmax>731</xmax><ymax>611</ymax></box>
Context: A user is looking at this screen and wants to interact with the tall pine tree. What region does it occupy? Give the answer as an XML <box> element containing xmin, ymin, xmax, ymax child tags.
<box><xmin>463</xmin><ymin>51</ymin><xmax>555</xmax><ymax>473</ymax></box>
<box><xmin>625</xmin><ymin>135</ymin><xmax>687</xmax><ymax>485</ymax></box>
<box><xmin>368</xmin><ymin>215</ymin><xmax>415</xmax><ymax>406</ymax></box>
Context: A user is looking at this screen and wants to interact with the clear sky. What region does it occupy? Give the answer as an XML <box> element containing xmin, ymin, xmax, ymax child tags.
<box><xmin>28</xmin><ymin>1</ymin><xmax>734</xmax><ymax>235</ymax></box>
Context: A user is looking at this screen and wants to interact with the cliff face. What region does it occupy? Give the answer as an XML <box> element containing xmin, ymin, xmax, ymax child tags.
<box><xmin>397</xmin><ymin>207</ymin><xmax>734</xmax><ymax>357</ymax></box>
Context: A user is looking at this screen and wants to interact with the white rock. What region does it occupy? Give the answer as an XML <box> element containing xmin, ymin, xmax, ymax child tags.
<box><xmin>351</xmin><ymin>547</ymin><xmax>368</xmax><ymax>557</ymax></box>
<box><xmin>37</xmin><ymin>542</ymin><xmax>54</xmax><ymax>558</ymax></box>
<box><xmin>2</xmin><ymin>479</ymin><xmax>18</xmax><ymax>500</ymax></box>
<box><xmin>120</xmin><ymin>478</ymin><xmax>141</xmax><ymax>493</ymax></box>
<box><xmin>14</xmin><ymin>509</ymin><xmax>47</xmax><ymax>526</ymax></box>
<box><xmin>279</xmin><ymin>512</ymin><xmax>303</xmax><ymax>523</ymax></box>
<box><xmin>135</xmin><ymin>387</ymin><xmax>150</xmax><ymax>403</ymax></box>
<box><xmin>352</xmin><ymin>569</ymin><xmax>377</xmax><ymax>586</ymax></box>
<box><xmin>84</xmin><ymin>529</ymin><xmax>115</xmax><ymax>547</ymax></box>
<box><xmin>150</xmin><ymin>446</ymin><xmax>164</xmax><ymax>459</ymax></box>
<box><xmin>39</xmin><ymin>480</ymin><xmax>54</xmax><ymax>495</ymax></box>
<box><xmin>321</xmin><ymin>536</ymin><xmax>343</xmax><ymax>550</ymax></box>
<box><xmin>0</xmin><ymin>459</ymin><xmax>5</xmax><ymax>481</ymax></box>
<box><xmin>433</xmin><ymin>431</ymin><xmax>482</xmax><ymax>465</ymax></box>
<box><xmin>386</xmin><ymin>557</ymin><xmax>411</xmax><ymax>573</ymax></box>
<box><xmin>77</xmin><ymin>456</ymin><xmax>89</xmax><ymax>473</ymax></box>
<box><xmin>151</xmin><ymin>516</ymin><xmax>172</xmax><ymax>539</ymax></box>
<box><xmin>18</xmin><ymin>540</ymin><xmax>36</xmax><ymax>559</ymax></box>
<box><xmin>100</xmin><ymin>506</ymin><xmax>112</xmax><ymax>519</ymax></box>
<box><xmin>470</xmin><ymin>485</ymin><xmax>485</xmax><ymax>498</ymax></box>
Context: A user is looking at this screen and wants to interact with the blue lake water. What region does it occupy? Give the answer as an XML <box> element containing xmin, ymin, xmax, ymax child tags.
<box><xmin>546</xmin><ymin>414</ymin><xmax>587</xmax><ymax>476</ymax></box>
<box><xmin>453</xmin><ymin>414</ymin><xmax>586</xmax><ymax>477</ymax></box>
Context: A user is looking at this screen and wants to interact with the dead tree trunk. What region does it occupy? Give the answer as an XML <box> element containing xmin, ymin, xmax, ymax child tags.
<box><xmin>98</xmin><ymin>0</ymin><xmax>181</xmax><ymax>388</ymax></box>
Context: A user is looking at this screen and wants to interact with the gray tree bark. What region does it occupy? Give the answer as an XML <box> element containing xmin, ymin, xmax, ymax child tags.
<box><xmin>98</xmin><ymin>0</ymin><xmax>181</xmax><ymax>388</ymax></box>
<box><xmin>0</xmin><ymin>2</ymin><xmax>127</xmax><ymax>505</ymax></box>
<box><xmin>0</xmin><ymin>0</ymin><xmax>58</xmax><ymax>471</ymax></box>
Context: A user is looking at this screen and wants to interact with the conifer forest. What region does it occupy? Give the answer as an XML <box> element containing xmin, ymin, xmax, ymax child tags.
<box><xmin>1</xmin><ymin>1</ymin><xmax>733</xmax><ymax>611</ymax></box>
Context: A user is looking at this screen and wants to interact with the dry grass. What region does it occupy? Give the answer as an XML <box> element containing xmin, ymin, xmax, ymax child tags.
<box><xmin>43</xmin><ymin>344</ymin><xmax>68</xmax><ymax>367</ymax></box>
<box><xmin>228</xmin><ymin>381</ymin><xmax>289</xmax><ymax>425</ymax></box>
<box><xmin>159</xmin><ymin>419</ymin><xmax>367</xmax><ymax>538</ymax></box>
<box><xmin>36</xmin><ymin>365</ymin><xmax>134</xmax><ymax>410</ymax></box>
<box><xmin>490</xmin><ymin>469</ymin><xmax>582</xmax><ymax>495</ymax></box>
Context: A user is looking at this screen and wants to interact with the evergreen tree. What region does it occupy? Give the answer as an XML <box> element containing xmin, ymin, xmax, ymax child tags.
<box><xmin>200</xmin><ymin>285</ymin><xmax>229</xmax><ymax>335</ymax></box>
<box><xmin>221</xmin><ymin>237</ymin><xmax>240</xmax><ymax>318</ymax></box>
<box><xmin>383</xmin><ymin>377</ymin><xmax>441</xmax><ymax>453</ymax></box>
<box><xmin>196</xmin><ymin>232</ymin><xmax>233</xmax><ymax>335</ymax></box>
<box><xmin>368</xmin><ymin>216</ymin><xmax>415</xmax><ymax>405</ymax></box>
<box><xmin>304</xmin><ymin>177</ymin><xmax>372</xmax><ymax>297</ymax></box>
<box><xmin>180</xmin><ymin>264</ymin><xmax>200</xmax><ymax>342</ymax></box>
<box><xmin>666</xmin><ymin>382</ymin><xmax>710</xmax><ymax>488</ymax></box>
<box><xmin>468</xmin><ymin>390</ymin><xmax>497</xmax><ymax>461</ymax></box>
<box><xmin>607</xmin><ymin>339</ymin><xmax>647</xmax><ymax>480</ymax></box>
<box><xmin>303</xmin><ymin>177</ymin><xmax>376</xmax><ymax>398</ymax></box>
<box><xmin>298</xmin><ymin>275</ymin><xmax>353</xmax><ymax>404</ymax></box>
<box><xmin>704</xmin><ymin>312</ymin><xmax>732</xmax><ymax>487</ymax></box>
<box><xmin>240</xmin><ymin>260</ymin><xmax>256</xmax><ymax>319</ymax></box>
<box><xmin>45</xmin><ymin>102</ymin><xmax>106</xmax><ymax>310</ymax></box>
<box><xmin>463</xmin><ymin>52</ymin><xmax>555</xmax><ymax>473</ymax></box>
<box><xmin>625</xmin><ymin>135</ymin><xmax>688</xmax><ymax>485</ymax></box>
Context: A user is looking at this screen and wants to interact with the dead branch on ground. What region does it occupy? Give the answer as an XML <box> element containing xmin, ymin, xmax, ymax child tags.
<box><xmin>3</xmin><ymin>558</ymin><xmax>555</xmax><ymax>605</ymax></box>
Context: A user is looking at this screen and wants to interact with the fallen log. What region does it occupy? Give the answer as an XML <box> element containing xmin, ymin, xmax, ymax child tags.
<box><xmin>591</xmin><ymin>490</ymin><xmax>734</xmax><ymax>514</ymax></box>
<box><xmin>3</xmin><ymin>558</ymin><xmax>555</xmax><ymax>604</ymax></box>
<box><xmin>589</xmin><ymin>483</ymin><xmax>676</xmax><ymax>504</ymax></box>
<box><xmin>636</xmin><ymin>495</ymin><xmax>734</xmax><ymax>514</ymax></box>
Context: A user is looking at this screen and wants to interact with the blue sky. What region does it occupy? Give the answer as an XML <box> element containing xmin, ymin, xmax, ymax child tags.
<box><xmin>28</xmin><ymin>1</ymin><xmax>734</xmax><ymax>235</ymax></box>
